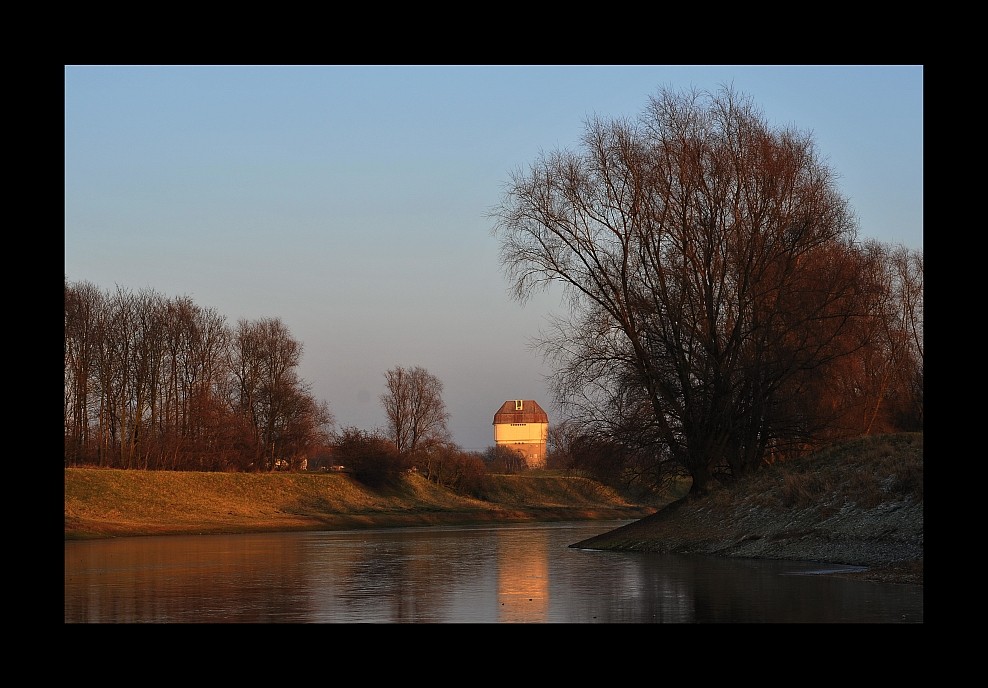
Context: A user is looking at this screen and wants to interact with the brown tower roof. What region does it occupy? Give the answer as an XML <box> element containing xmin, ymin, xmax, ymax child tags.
<box><xmin>492</xmin><ymin>400</ymin><xmax>548</xmax><ymax>425</ymax></box>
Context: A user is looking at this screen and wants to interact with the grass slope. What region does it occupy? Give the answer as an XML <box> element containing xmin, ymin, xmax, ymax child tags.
<box><xmin>64</xmin><ymin>468</ymin><xmax>655</xmax><ymax>540</ymax></box>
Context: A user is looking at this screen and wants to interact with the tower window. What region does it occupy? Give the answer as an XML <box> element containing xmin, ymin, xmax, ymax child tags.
<box><xmin>515</xmin><ymin>400</ymin><xmax>523</xmax><ymax>411</ymax></box>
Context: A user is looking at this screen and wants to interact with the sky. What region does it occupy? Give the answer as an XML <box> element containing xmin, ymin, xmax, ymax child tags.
<box><xmin>64</xmin><ymin>65</ymin><xmax>924</xmax><ymax>452</ymax></box>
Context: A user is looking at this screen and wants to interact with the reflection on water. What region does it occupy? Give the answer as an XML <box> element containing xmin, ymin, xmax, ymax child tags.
<box><xmin>65</xmin><ymin>521</ymin><xmax>923</xmax><ymax>623</ymax></box>
<box><xmin>498</xmin><ymin>525</ymin><xmax>549</xmax><ymax>622</ymax></box>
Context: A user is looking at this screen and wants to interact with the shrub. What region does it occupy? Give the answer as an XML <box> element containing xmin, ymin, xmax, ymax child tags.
<box><xmin>333</xmin><ymin>427</ymin><xmax>410</xmax><ymax>488</ymax></box>
<box><xmin>419</xmin><ymin>445</ymin><xmax>491</xmax><ymax>497</ymax></box>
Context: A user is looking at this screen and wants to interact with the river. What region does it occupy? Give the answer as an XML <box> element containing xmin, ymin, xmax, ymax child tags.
<box><xmin>64</xmin><ymin>520</ymin><xmax>923</xmax><ymax>623</ymax></box>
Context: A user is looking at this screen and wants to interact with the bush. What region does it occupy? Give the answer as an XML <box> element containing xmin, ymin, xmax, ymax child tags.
<box><xmin>483</xmin><ymin>445</ymin><xmax>527</xmax><ymax>474</ymax></box>
<box><xmin>333</xmin><ymin>427</ymin><xmax>410</xmax><ymax>488</ymax></box>
<box><xmin>418</xmin><ymin>445</ymin><xmax>491</xmax><ymax>497</ymax></box>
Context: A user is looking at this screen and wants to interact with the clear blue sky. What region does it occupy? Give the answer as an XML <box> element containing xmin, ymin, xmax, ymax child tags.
<box><xmin>64</xmin><ymin>65</ymin><xmax>924</xmax><ymax>451</ymax></box>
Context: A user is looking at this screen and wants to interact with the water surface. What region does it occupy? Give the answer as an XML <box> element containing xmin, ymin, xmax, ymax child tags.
<box><xmin>65</xmin><ymin>520</ymin><xmax>923</xmax><ymax>623</ymax></box>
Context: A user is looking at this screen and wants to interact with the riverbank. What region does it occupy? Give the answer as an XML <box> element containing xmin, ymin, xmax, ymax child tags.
<box><xmin>64</xmin><ymin>433</ymin><xmax>923</xmax><ymax>586</ymax></box>
<box><xmin>64</xmin><ymin>467</ymin><xmax>656</xmax><ymax>540</ymax></box>
<box><xmin>574</xmin><ymin>433</ymin><xmax>924</xmax><ymax>586</ymax></box>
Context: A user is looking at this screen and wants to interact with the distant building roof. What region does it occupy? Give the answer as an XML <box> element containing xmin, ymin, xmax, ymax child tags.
<box><xmin>493</xmin><ymin>400</ymin><xmax>548</xmax><ymax>425</ymax></box>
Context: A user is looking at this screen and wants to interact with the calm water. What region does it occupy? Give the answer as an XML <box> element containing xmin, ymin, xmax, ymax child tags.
<box><xmin>64</xmin><ymin>520</ymin><xmax>923</xmax><ymax>623</ymax></box>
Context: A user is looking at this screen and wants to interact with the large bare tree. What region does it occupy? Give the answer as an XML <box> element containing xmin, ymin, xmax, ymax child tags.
<box><xmin>492</xmin><ymin>85</ymin><xmax>873</xmax><ymax>495</ymax></box>
<box><xmin>380</xmin><ymin>365</ymin><xmax>450</xmax><ymax>454</ymax></box>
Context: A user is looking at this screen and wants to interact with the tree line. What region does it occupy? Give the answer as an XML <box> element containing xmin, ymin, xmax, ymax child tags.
<box><xmin>64</xmin><ymin>280</ymin><xmax>334</xmax><ymax>472</ymax></box>
<box><xmin>491</xmin><ymin>85</ymin><xmax>923</xmax><ymax>496</ymax></box>
<box><xmin>63</xmin><ymin>284</ymin><xmax>519</xmax><ymax>493</ymax></box>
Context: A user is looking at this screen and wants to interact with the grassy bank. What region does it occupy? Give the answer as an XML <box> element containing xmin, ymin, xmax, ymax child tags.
<box><xmin>64</xmin><ymin>468</ymin><xmax>658</xmax><ymax>540</ymax></box>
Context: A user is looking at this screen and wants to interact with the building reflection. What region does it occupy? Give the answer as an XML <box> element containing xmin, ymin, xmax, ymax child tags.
<box><xmin>496</xmin><ymin>527</ymin><xmax>549</xmax><ymax>622</ymax></box>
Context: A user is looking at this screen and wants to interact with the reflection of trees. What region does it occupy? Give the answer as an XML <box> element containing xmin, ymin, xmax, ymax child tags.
<box><xmin>64</xmin><ymin>535</ymin><xmax>309</xmax><ymax>623</ymax></box>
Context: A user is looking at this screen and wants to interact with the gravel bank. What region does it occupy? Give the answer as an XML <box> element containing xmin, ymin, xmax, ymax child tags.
<box><xmin>575</xmin><ymin>497</ymin><xmax>923</xmax><ymax>584</ymax></box>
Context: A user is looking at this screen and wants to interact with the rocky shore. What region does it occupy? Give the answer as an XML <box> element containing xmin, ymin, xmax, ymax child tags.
<box><xmin>574</xmin><ymin>495</ymin><xmax>923</xmax><ymax>584</ymax></box>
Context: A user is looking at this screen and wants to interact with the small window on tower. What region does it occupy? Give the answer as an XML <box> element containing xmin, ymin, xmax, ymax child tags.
<box><xmin>515</xmin><ymin>400</ymin><xmax>523</xmax><ymax>411</ymax></box>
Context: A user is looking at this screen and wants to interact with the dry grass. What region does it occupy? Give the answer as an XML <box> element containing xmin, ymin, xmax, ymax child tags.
<box><xmin>64</xmin><ymin>467</ymin><xmax>654</xmax><ymax>539</ymax></box>
<box><xmin>478</xmin><ymin>472</ymin><xmax>635</xmax><ymax>506</ymax></box>
<box><xmin>734</xmin><ymin>432</ymin><xmax>923</xmax><ymax>512</ymax></box>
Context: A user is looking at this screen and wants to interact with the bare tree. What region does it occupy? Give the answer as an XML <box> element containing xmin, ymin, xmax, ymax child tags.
<box><xmin>380</xmin><ymin>365</ymin><xmax>450</xmax><ymax>454</ymax></box>
<box><xmin>887</xmin><ymin>243</ymin><xmax>923</xmax><ymax>430</ymax></box>
<box><xmin>227</xmin><ymin>317</ymin><xmax>313</xmax><ymax>471</ymax></box>
<box><xmin>271</xmin><ymin>386</ymin><xmax>335</xmax><ymax>470</ymax></box>
<box><xmin>65</xmin><ymin>279</ymin><xmax>98</xmax><ymax>464</ymax></box>
<box><xmin>158</xmin><ymin>296</ymin><xmax>230</xmax><ymax>470</ymax></box>
<box><xmin>492</xmin><ymin>85</ymin><xmax>872</xmax><ymax>495</ymax></box>
<box><xmin>833</xmin><ymin>241</ymin><xmax>924</xmax><ymax>435</ymax></box>
<box><xmin>95</xmin><ymin>286</ymin><xmax>141</xmax><ymax>468</ymax></box>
